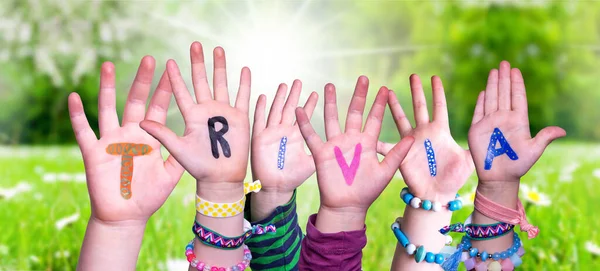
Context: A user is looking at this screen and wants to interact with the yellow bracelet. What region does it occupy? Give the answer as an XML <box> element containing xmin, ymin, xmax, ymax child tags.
<box><xmin>195</xmin><ymin>181</ymin><xmax>262</xmax><ymax>218</ymax></box>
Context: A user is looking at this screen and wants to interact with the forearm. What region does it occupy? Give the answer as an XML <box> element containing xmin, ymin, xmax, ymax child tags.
<box><xmin>391</xmin><ymin>205</ymin><xmax>452</xmax><ymax>271</ymax></box>
<box><xmin>192</xmin><ymin>182</ymin><xmax>245</xmax><ymax>270</ymax></box>
<box><xmin>77</xmin><ymin>217</ymin><xmax>146</xmax><ymax>271</ymax></box>
<box><xmin>470</xmin><ymin>181</ymin><xmax>520</xmax><ymax>256</ymax></box>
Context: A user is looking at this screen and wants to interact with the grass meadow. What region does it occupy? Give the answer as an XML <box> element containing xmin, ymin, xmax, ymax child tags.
<box><xmin>1</xmin><ymin>143</ymin><xmax>599</xmax><ymax>270</ymax></box>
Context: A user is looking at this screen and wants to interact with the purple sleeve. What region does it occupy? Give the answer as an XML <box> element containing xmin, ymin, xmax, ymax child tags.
<box><xmin>299</xmin><ymin>214</ymin><xmax>367</xmax><ymax>271</ymax></box>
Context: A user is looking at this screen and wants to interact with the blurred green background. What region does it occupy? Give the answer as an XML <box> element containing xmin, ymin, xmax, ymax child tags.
<box><xmin>0</xmin><ymin>0</ymin><xmax>599</xmax><ymax>270</ymax></box>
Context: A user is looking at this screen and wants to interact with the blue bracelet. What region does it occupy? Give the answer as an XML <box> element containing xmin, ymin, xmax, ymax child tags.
<box><xmin>391</xmin><ymin>221</ymin><xmax>454</xmax><ymax>265</ymax></box>
<box><xmin>400</xmin><ymin>187</ymin><xmax>463</xmax><ymax>212</ymax></box>
<box><xmin>461</xmin><ymin>231</ymin><xmax>521</xmax><ymax>261</ymax></box>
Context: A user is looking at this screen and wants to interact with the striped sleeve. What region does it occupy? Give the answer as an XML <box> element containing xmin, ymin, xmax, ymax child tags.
<box><xmin>244</xmin><ymin>190</ymin><xmax>303</xmax><ymax>271</ymax></box>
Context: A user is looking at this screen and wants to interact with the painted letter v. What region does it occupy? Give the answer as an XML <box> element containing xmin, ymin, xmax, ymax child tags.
<box><xmin>334</xmin><ymin>143</ymin><xmax>362</xmax><ymax>186</ymax></box>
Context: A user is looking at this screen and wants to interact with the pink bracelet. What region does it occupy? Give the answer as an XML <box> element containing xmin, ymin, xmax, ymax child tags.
<box><xmin>185</xmin><ymin>239</ymin><xmax>252</xmax><ymax>270</ymax></box>
<box><xmin>474</xmin><ymin>190</ymin><xmax>539</xmax><ymax>239</ymax></box>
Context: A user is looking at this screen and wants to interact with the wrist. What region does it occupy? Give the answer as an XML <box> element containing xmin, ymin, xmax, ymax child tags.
<box><xmin>314</xmin><ymin>205</ymin><xmax>366</xmax><ymax>234</ymax></box>
<box><xmin>476</xmin><ymin>180</ymin><xmax>520</xmax><ymax>209</ymax></box>
<box><xmin>250</xmin><ymin>190</ymin><xmax>294</xmax><ymax>222</ymax></box>
<box><xmin>89</xmin><ymin>216</ymin><xmax>148</xmax><ymax>232</ymax></box>
<box><xmin>196</xmin><ymin>181</ymin><xmax>244</xmax><ymax>202</ymax></box>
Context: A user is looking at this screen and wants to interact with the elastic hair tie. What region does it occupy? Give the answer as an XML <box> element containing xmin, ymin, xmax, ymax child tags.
<box><xmin>193</xmin><ymin>220</ymin><xmax>276</xmax><ymax>250</ymax></box>
<box><xmin>196</xmin><ymin>180</ymin><xmax>262</xmax><ymax>218</ymax></box>
<box><xmin>474</xmin><ymin>190</ymin><xmax>539</xmax><ymax>239</ymax></box>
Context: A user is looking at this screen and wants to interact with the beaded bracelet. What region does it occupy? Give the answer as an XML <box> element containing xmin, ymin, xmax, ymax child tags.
<box><xmin>185</xmin><ymin>239</ymin><xmax>252</xmax><ymax>271</ymax></box>
<box><xmin>391</xmin><ymin>220</ymin><xmax>454</xmax><ymax>266</ymax></box>
<box><xmin>196</xmin><ymin>181</ymin><xmax>262</xmax><ymax>218</ymax></box>
<box><xmin>193</xmin><ymin>220</ymin><xmax>276</xmax><ymax>250</ymax></box>
<box><xmin>400</xmin><ymin>187</ymin><xmax>463</xmax><ymax>212</ymax></box>
<box><xmin>461</xmin><ymin>232</ymin><xmax>525</xmax><ymax>270</ymax></box>
<box><xmin>440</xmin><ymin>222</ymin><xmax>514</xmax><ymax>241</ymax></box>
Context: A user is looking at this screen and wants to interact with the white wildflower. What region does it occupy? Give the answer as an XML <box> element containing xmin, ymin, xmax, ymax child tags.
<box><xmin>54</xmin><ymin>250</ymin><xmax>70</xmax><ymax>259</ymax></box>
<box><xmin>0</xmin><ymin>182</ymin><xmax>32</xmax><ymax>199</ymax></box>
<box><xmin>520</xmin><ymin>183</ymin><xmax>551</xmax><ymax>206</ymax></box>
<box><xmin>55</xmin><ymin>212</ymin><xmax>80</xmax><ymax>230</ymax></box>
<box><xmin>585</xmin><ymin>241</ymin><xmax>600</xmax><ymax>255</ymax></box>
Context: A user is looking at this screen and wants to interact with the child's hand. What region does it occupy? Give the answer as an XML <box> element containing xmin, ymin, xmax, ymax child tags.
<box><xmin>68</xmin><ymin>56</ymin><xmax>184</xmax><ymax>224</ymax></box>
<box><xmin>468</xmin><ymin>61</ymin><xmax>566</xmax><ymax>186</ymax></box>
<box><xmin>378</xmin><ymin>75</ymin><xmax>473</xmax><ymax>203</ymax></box>
<box><xmin>296</xmin><ymin>76</ymin><xmax>414</xmax><ymax>232</ymax></box>
<box><xmin>251</xmin><ymin>80</ymin><xmax>318</xmax><ymax>193</ymax></box>
<box><xmin>140</xmin><ymin>42</ymin><xmax>251</xmax><ymax>199</ymax></box>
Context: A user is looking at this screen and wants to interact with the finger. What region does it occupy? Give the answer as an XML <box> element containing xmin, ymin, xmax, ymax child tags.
<box><xmin>68</xmin><ymin>93</ymin><xmax>97</xmax><ymax>148</ymax></box>
<box><xmin>532</xmin><ymin>126</ymin><xmax>566</xmax><ymax>155</ymax></box>
<box><xmin>380</xmin><ymin>136</ymin><xmax>415</xmax><ymax>178</ymax></box>
<box><xmin>484</xmin><ymin>69</ymin><xmax>499</xmax><ymax>115</ymax></box>
<box><xmin>510</xmin><ymin>68</ymin><xmax>528</xmax><ymax>114</ymax></box>
<box><xmin>471</xmin><ymin>91</ymin><xmax>486</xmax><ymax>125</ymax></box>
<box><xmin>377</xmin><ymin>140</ymin><xmax>395</xmax><ymax>156</ymax></box>
<box><xmin>303</xmin><ymin>91</ymin><xmax>319</xmax><ymax>120</ymax></box>
<box><xmin>145</xmin><ymin>70</ymin><xmax>172</xmax><ymax>124</ymax></box>
<box><xmin>498</xmin><ymin>61</ymin><xmax>511</xmax><ymax>110</ymax></box>
<box><xmin>363</xmin><ymin>86</ymin><xmax>389</xmax><ymax>138</ymax></box>
<box><xmin>324</xmin><ymin>83</ymin><xmax>341</xmax><ymax>140</ymax></box>
<box><xmin>98</xmin><ymin>62</ymin><xmax>119</xmax><ymax>136</ymax></box>
<box><xmin>139</xmin><ymin>120</ymin><xmax>183</xmax><ymax>158</ymax></box>
<box><xmin>252</xmin><ymin>94</ymin><xmax>267</xmax><ymax>138</ymax></box>
<box><xmin>431</xmin><ymin>76</ymin><xmax>449</xmax><ymax>126</ymax></box>
<box><xmin>293</xmin><ymin>91</ymin><xmax>318</xmax><ymax>126</ymax></box>
<box><xmin>213</xmin><ymin>47</ymin><xmax>230</xmax><ymax>104</ymax></box>
<box><xmin>295</xmin><ymin>107</ymin><xmax>324</xmax><ymax>152</ymax></box>
<box><xmin>345</xmin><ymin>76</ymin><xmax>369</xmax><ymax>133</ymax></box>
<box><xmin>164</xmin><ymin>154</ymin><xmax>185</xmax><ymax>183</ymax></box>
<box><xmin>122</xmin><ymin>56</ymin><xmax>155</xmax><ymax>124</ymax></box>
<box><xmin>410</xmin><ymin>74</ymin><xmax>430</xmax><ymax>126</ymax></box>
<box><xmin>388</xmin><ymin>90</ymin><xmax>413</xmax><ymax>137</ymax></box>
<box><xmin>281</xmin><ymin>79</ymin><xmax>303</xmax><ymax>125</ymax></box>
<box><xmin>266</xmin><ymin>83</ymin><xmax>288</xmax><ymax>126</ymax></box>
<box><xmin>234</xmin><ymin>67</ymin><xmax>251</xmax><ymax>114</ymax></box>
<box><xmin>190</xmin><ymin>41</ymin><xmax>212</xmax><ymax>102</ymax></box>
<box><xmin>166</xmin><ymin>60</ymin><xmax>194</xmax><ymax>118</ymax></box>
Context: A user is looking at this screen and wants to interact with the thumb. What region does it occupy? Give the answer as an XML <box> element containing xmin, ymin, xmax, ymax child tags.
<box><xmin>532</xmin><ymin>126</ymin><xmax>566</xmax><ymax>153</ymax></box>
<box><xmin>380</xmin><ymin>136</ymin><xmax>414</xmax><ymax>177</ymax></box>
<box><xmin>377</xmin><ymin>140</ymin><xmax>395</xmax><ymax>156</ymax></box>
<box><xmin>139</xmin><ymin>120</ymin><xmax>183</xmax><ymax>158</ymax></box>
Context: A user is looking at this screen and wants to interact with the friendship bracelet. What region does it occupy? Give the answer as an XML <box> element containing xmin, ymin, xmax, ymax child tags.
<box><xmin>196</xmin><ymin>181</ymin><xmax>262</xmax><ymax>218</ymax></box>
<box><xmin>185</xmin><ymin>239</ymin><xmax>252</xmax><ymax>271</ymax></box>
<box><xmin>439</xmin><ymin>222</ymin><xmax>514</xmax><ymax>241</ymax></box>
<box><xmin>474</xmin><ymin>190</ymin><xmax>539</xmax><ymax>239</ymax></box>
<box><xmin>193</xmin><ymin>220</ymin><xmax>276</xmax><ymax>250</ymax></box>
<box><xmin>400</xmin><ymin>187</ymin><xmax>463</xmax><ymax>212</ymax></box>
<box><xmin>461</xmin><ymin>232</ymin><xmax>525</xmax><ymax>270</ymax></box>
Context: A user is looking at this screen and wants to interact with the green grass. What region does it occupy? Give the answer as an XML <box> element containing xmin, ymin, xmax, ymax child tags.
<box><xmin>1</xmin><ymin>143</ymin><xmax>599</xmax><ymax>270</ymax></box>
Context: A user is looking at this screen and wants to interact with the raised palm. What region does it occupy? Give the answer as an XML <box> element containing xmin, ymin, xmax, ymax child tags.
<box><xmin>379</xmin><ymin>75</ymin><xmax>473</xmax><ymax>201</ymax></box>
<box><xmin>251</xmin><ymin>80</ymin><xmax>318</xmax><ymax>192</ymax></box>
<box><xmin>140</xmin><ymin>42</ymin><xmax>251</xmax><ymax>184</ymax></box>
<box><xmin>296</xmin><ymin>77</ymin><xmax>414</xmax><ymax>211</ymax></box>
<box><xmin>68</xmin><ymin>57</ymin><xmax>184</xmax><ymax>223</ymax></box>
<box><xmin>468</xmin><ymin>61</ymin><xmax>566</xmax><ymax>183</ymax></box>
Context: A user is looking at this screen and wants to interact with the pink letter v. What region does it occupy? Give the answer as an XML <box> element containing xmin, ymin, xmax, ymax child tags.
<box><xmin>334</xmin><ymin>143</ymin><xmax>362</xmax><ymax>186</ymax></box>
